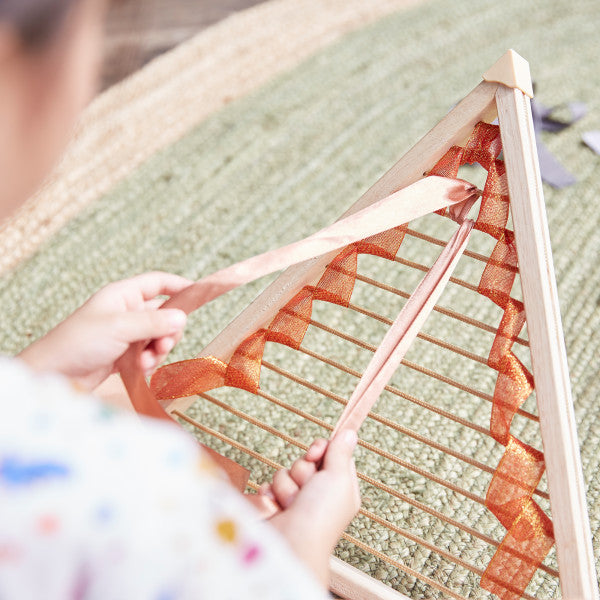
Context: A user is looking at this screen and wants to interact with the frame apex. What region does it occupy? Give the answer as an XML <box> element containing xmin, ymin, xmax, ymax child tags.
<box><xmin>483</xmin><ymin>49</ymin><xmax>534</xmax><ymax>98</ymax></box>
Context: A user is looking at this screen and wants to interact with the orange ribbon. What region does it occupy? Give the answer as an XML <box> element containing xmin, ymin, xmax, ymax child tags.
<box><xmin>429</xmin><ymin>122</ymin><xmax>554</xmax><ymax>599</ymax></box>
<box><xmin>137</xmin><ymin>122</ymin><xmax>552</xmax><ymax>599</ymax></box>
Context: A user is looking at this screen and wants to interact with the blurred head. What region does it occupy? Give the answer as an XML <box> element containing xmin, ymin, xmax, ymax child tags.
<box><xmin>0</xmin><ymin>0</ymin><xmax>107</xmax><ymax>220</ymax></box>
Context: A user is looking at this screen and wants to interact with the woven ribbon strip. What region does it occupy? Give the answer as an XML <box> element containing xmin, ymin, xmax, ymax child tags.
<box><xmin>429</xmin><ymin>122</ymin><xmax>554</xmax><ymax>599</ymax></box>
<box><xmin>150</xmin><ymin>122</ymin><xmax>554</xmax><ymax>598</ymax></box>
<box><xmin>151</xmin><ymin>226</ymin><xmax>408</xmax><ymax>398</ymax></box>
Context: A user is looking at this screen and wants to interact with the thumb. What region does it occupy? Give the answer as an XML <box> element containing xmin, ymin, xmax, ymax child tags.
<box><xmin>322</xmin><ymin>429</ymin><xmax>358</xmax><ymax>473</ymax></box>
<box><xmin>114</xmin><ymin>309</ymin><xmax>187</xmax><ymax>343</ymax></box>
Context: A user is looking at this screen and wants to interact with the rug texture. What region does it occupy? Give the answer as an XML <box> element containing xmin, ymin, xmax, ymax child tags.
<box><xmin>0</xmin><ymin>0</ymin><xmax>598</xmax><ymax>598</ymax></box>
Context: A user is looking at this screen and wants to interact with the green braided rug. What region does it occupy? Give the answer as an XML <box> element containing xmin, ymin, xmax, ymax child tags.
<box><xmin>0</xmin><ymin>0</ymin><xmax>598</xmax><ymax>597</ymax></box>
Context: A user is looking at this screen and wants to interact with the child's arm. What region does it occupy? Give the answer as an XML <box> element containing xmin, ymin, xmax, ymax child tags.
<box><xmin>258</xmin><ymin>430</ymin><xmax>361</xmax><ymax>586</ymax></box>
<box><xmin>18</xmin><ymin>271</ymin><xmax>192</xmax><ymax>391</ymax></box>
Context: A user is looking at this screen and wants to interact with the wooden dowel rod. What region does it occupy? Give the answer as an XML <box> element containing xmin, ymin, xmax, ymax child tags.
<box><xmin>246</xmin><ymin>479</ymin><xmax>261</xmax><ymax>492</ymax></box>
<box><xmin>344</xmin><ymin>303</ymin><xmax>500</xmax><ymax>401</ymax></box>
<box><xmin>340</xmin><ymin>533</ymin><xmax>471</xmax><ymax>600</ymax></box>
<box><xmin>295</xmin><ymin>346</ymin><xmax>549</xmax><ymax>501</ymax></box>
<box><xmin>265</xmin><ymin>357</ymin><xmax>491</xmax><ymax>437</ymax></box>
<box><xmin>354</xmin><ymin>273</ymin><xmax>529</xmax><ymax>347</ymax></box>
<box><xmin>404</xmin><ymin>227</ymin><xmax>519</xmax><ymax>273</ymax></box>
<box><xmin>248</xmin><ymin>484</ymin><xmax>550</xmax><ymax>597</ymax></box>
<box><xmin>419</xmin><ymin>331</ymin><xmax>488</xmax><ymax>365</ymax></box>
<box><xmin>257</xmin><ymin>377</ymin><xmax>497</xmax><ymax>477</ymax></box>
<box><xmin>177</xmin><ymin>406</ymin><xmax>497</xmax><ymax>547</ymax></box>
<box><xmin>360</xmin><ymin>506</ymin><xmax>486</xmax><ymax>576</ymax></box>
<box><xmin>308</xmin><ymin>319</ymin><xmax>538</xmax><ymax>424</ymax></box>
<box><xmin>174</xmin><ymin>410</ymin><xmax>281</xmax><ymax>470</ymax></box>
<box><xmin>313</xmin><ymin>313</ymin><xmax>489</xmax><ymax>366</ymax></box>
<box><xmin>392</xmin><ymin>255</ymin><xmax>479</xmax><ymax>293</ymax></box>
<box><xmin>265</xmin><ymin>476</ymin><xmax>531</xmax><ymax>596</ymax></box>
<box><xmin>264</xmin><ymin>357</ymin><xmax>489</xmax><ymax>446</ymax></box>
<box><xmin>228</xmin><ymin>366</ymin><xmax>489</xmax><ymax>506</ymax></box>
<box><xmin>175</xmin><ymin>408</ymin><xmax>557</xmax><ymax>579</ymax></box>
<box><xmin>184</xmin><ymin>394</ymin><xmax>494</xmax><ymax>542</ymax></box>
<box><xmin>359</xmin><ymin>508</ymin><xmax>556</xmax><ymax>592</ymax></box>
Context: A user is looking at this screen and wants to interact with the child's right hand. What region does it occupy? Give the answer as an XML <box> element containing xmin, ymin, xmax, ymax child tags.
<box><xmin>258</xmin><ymin>430</ymin><xmax>361</xmax><ymax>586</ymax></box>
<box><xmin>18</xmin><ymin>272</ymin><xmax>192</xmax><ymax>391</ymax></box>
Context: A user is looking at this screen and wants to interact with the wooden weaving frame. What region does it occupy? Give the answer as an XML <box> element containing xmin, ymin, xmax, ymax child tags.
<box><xmin>100</xmin><ymin>50</ymin><xmax>597</xmax><ymax>599</ymax></box>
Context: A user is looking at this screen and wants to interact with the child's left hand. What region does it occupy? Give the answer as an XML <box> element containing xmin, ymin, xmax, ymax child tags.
<box><xmin>19</xmin><ymin>272</ymin><xmax>192</xmax><ymax>391</ymax></box>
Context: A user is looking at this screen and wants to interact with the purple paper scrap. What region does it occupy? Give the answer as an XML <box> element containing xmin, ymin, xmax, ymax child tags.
<box><xmin>582</xmin><ymin>131</ymin><xmax>600</xmax><ymax>156</ymax></box>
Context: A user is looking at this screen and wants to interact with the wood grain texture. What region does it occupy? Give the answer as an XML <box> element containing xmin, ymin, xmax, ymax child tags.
<box><xmin>162</xmin><ymin>80</ymin><xmax>499</xmax><ymax>416</ymax></box>
<box><xmin>496</xmin><ymin>84</ymin><xmax>598</xmax><ymax>600</ymax></box>
<box><xmin>330</xmin><ymin>558</ymin><xmax>408</xmax><ymax>600</ymax></box>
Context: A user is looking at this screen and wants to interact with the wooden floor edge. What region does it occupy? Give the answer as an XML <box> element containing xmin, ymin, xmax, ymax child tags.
<box><xmin>330</xmin><ymin>557</ymin><xmax>408</xmax><ymax>600</ymax></box>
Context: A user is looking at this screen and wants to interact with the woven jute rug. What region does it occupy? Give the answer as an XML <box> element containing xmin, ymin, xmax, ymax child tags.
<box><xmin>0</xmin><ymin>0</ymin><xmax>598</xmax><ymax>597</ymax></box>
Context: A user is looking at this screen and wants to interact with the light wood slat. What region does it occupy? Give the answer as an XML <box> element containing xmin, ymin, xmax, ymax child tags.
<box><xmin>496</xmin><ymin>84</ymin><xmax>598</xmax><ymax>599</ymax></box>
<box><xmin>329</xmin><ymin>556</ymin><xmax>410</xmax><ymax>600</ymax></box>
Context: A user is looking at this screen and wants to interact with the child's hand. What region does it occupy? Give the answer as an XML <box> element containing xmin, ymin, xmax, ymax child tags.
<box><xmin>259</xmin><ymin>430</ymin><xmax>361</xmax><ymax>585</ymax></box>
<box><xmin>19</xmin><ymin>272</ymin><xmax>192</xmax><ymax>391</ymax></box>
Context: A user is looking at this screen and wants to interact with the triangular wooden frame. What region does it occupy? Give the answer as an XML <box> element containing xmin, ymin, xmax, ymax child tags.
<box><xmin>103</xmin><ymin>50</ymin><xmax>597</xmax><ymax>599</ymax></box>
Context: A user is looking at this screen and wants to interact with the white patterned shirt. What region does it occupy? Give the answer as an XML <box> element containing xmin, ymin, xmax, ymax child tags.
<box><xmin>0</xmin><ymin>358</ymin><xmax>327</xmax><ymax>599</ymax></box>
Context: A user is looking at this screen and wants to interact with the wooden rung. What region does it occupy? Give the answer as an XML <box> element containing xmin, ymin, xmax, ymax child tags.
<box><xmin>178</xmin><ymin>406</ymin><xmax>499</xmax><ymax>547</ymax></box>
<box><xmin>340</xmin><ymin>532</ymin><xmax>472</xmax><ymax>600</ymax></box>
<box><xmin>249</xmin><ymin>479</ymin><xmax>544</xmax><ymax>597</ymax></box>
<box><xmin>265</xmin><ymin>356</ymin><xmax>491</xmax><ymax>437</ymax></box>
<box><xmin>174</xmin><ymin>410</ymin><xmax>282</xmax><ymax>471</ymax></box>
<box><xmin>342</xmin><ymin>532</ymin><xmax>543</xmax><ymax>600</ymax></box>
<box><xmin>308</xmin><ymin>317</ymin><xmax>539</xmax><ymax>424</ymax></box>
<box><xmin>246</xmin><ymin>480</ymin><xmax>497</xmax><ymax>600</ymax></box>
<box><xmin>361</xmin><ymin>506</ymin><xmax>487</xmax><ymax>577</ymax></box>
<box><xmin>177</xmin><ymin>409</ymin><xmax>558</xmax><ymax>580</ymax></box>
<box><xmin>257</xmin><ymin>370</ymin><xmax>498</xmax><ymax>477</ymax></box>
<box><xmin>253</xmin><ymin>477</ymin><xmax>556</xmax><ymax>590</ymax></box>
<box><xmin>217</xmin><ymin>368</ymin><xmax>488</xmax><ymax>506</ymax></box>
<box><xmin>354</xmin><ymin>273</ymin><xmax>529</xmax><ymax>347</ymax></box>
<box><xmin>393</xmin><ymin>255</ymin><xmax>479</xmax><ymax>292</ymax></box>
<box><xmin>314</xmin><ymin>313</ymin><xmax>489</xmax><ymax>366</ymax></box>
<box><xmin>293</xmin><ymin>346</ymin><xmax>549</xmax><ymax>502</ymax></box>
<box><xmin>360</xmin><ymin>507</ymin><xmax>557</xmax><ymax>591</ymax></box>
<box><xmin>404</xmin><ymin>227</ymin><xmax>520</xmax><ymax>274</ymax></box>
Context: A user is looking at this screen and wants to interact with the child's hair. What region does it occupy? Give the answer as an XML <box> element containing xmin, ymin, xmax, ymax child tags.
<box><xmin>0</xmin><ymin>0</ymin><xmax>78</xmax><ymax>48</ymax></box>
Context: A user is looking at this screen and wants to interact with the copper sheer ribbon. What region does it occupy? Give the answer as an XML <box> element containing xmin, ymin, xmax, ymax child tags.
<box><xmin>429</xmin><ymin>122</ymin><xmax>554</xmax><ymax>599</ymax></box>
<box><xmin>149</xmin><ymin>123</ymin><xmax>554</xmax><ymax>598</ymax></box>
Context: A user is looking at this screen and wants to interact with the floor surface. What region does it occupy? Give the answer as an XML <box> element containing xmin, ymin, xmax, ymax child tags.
<box><xmin>102</xmin><ymin>0</ymin><xmax>266</xmax><ymax>89</ymax></box>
